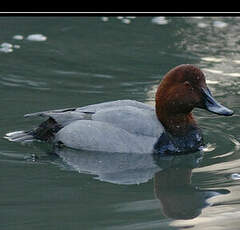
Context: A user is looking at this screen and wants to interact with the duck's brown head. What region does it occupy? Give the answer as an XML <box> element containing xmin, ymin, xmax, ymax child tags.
<box><xmin>155</xmin><ymin>64</ymin><xmax>233</xmax><ymax>135</ymax></box>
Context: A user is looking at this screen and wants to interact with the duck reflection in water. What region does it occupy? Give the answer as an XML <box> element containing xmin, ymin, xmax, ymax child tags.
<box><xmin>51</xmin><ymin>147</ymin><xmax>230</xmax><ymax>220</ymax></box>
<box><xmin>153</xmin><ymin>154</ymin><xmax>229</xmax><ymax>220</ymax></box>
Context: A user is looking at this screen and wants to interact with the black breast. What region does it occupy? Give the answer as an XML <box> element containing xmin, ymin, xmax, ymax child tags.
<box><xmin>153</xmin><ymin>128</ymin><xmax>204</xmax><ymax>155</ymax></box>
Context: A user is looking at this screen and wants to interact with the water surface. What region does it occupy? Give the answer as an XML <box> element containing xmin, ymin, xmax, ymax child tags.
<box><xmin>1</xmin><ymin>16</ymin><xmax>240</xmax><ymax>230</ymax></box>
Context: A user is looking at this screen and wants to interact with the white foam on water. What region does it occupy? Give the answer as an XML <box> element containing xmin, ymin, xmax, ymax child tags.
<box><xmin>213</xmin><ymin>20</ymin><xmax>228</xmax><ymax>28</ymax></box>
<box><xmin>1</xmin><ymin>42</ymin><xmax>13</xmax><ymax>48</ymax></box>
<box><xmin>13</xmin><ymin>44</ymin><xmax>20</xmax><ymax>49</ymax></box>
<box><xmin>101</xmin><ymin>17</ymin><xmax>109</xmax><ymax>22</ymax></box>
<box><xmin>193</xmin><ymin>16</ymin><xmax>204</xmax><ymax>19</ymax></box>
<box><xmin>0</xmin><ymin>42</ymin><xmax>13</xmax><ymax>53</ymax></box>
<box><xmin>0</xmin><ymin>47</ymin><xmax>13</xmax><ymax>53</ymax></box>
<box><xmin>26</xmin><ymin>34</ymin><xmax>47</xmax><ymax>41</ymax></box>
<box><xmin>121</xmin><ymin>18</ymin><xmax>131</xmax><ymax>24</ymax></box>
<box><xmin>151</xmin><ymin>16</ymin><xmax>168</xmax><ymax>25</ymax></box>
<box><xmin>197</xmin><ymin>22</ymin><xmax>209</xmax><ymax>28</ymax></box>
<box><xmin>202</xmin><ymin>143</ymin><xmax>216</xmax><ymax>152</ymax></box>
<box><xmin>13</xmin><ymin>35</ymin><xmax>24</xmax><ymax>40</ymax></box>
<box><xmin>0</xmin><ymin>42</ymin><xmax>22</xmax><ymax>53</ymax></box>
<box><xmin>116</xmin><ymin>17</ymin><xmax>135</xmax><ymax>24</ymax></box>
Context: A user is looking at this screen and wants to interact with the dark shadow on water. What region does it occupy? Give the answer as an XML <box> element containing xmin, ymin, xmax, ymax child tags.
<box><xmin>44</xmin><ymin>147</ymin><xmax>230</xmax><ymax>220</ymax></box>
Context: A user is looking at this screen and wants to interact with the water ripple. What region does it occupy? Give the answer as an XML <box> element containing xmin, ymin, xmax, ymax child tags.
<box><xmin>54</xmin><ymin>70</ymin><xmax>115</xmax><ymax>79</ymax></box>
<box><xmin>0</xmin><ymin>74</ymin><xmax>49</xmax><ymax>90</ymax></box>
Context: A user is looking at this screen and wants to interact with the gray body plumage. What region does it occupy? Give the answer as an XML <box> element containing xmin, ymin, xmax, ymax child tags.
<box><xmin>5</xmin><ymin>100</ymin><xmax>164</xmax><ymax>153</ymax></box>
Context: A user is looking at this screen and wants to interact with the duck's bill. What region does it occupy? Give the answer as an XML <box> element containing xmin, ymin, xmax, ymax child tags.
<box><xmin>200</xmin><ymin>87</ymin><xmax>234</xmax><ymax>116</ymax></box>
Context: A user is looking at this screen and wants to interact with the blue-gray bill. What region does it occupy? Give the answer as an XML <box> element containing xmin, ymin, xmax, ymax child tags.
<box><xmin>200</xmin><ymin>87</ymin><xmax>234</xmax><ymax>116</ymax></box>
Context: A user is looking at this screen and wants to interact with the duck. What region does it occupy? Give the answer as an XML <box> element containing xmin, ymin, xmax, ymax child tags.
<box><xmin>5</xmin><ymin>64</ymin><xmax>233</xmax><ymax>155</ymax></box>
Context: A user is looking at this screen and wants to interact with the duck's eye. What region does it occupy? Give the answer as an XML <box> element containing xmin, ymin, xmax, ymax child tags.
<box><xmin>184</xmin><ymin>81</ymin><xmax>193</xmax><ymax>91</ymax></box>
<box><xmin>184</xmin><ymin>81</ymin><xmax>191</xmax><ymax>87</ymax></box>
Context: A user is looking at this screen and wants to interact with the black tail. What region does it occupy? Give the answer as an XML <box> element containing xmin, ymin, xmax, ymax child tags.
<box><xmin>5</xmin><ymin>117</ymin><xmax>62</xmax><ymax>143</ymax></box>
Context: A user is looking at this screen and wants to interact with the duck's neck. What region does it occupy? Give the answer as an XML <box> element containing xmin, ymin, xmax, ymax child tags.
<box><xmin>154</xmin><ymin>112</ymin><xmax>204</xmax><ymax>155</ymax></box>
<box><xmin>158</xmin><ymin>112</ymin><xmax>198</xmax><ymax>136</ymax></box>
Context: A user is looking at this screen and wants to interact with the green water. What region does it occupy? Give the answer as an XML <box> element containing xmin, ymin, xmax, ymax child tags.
<box><xmin>1</xmin><ymin>16</ymin><xmax>240</xmax><ymax>230</ymax></box>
